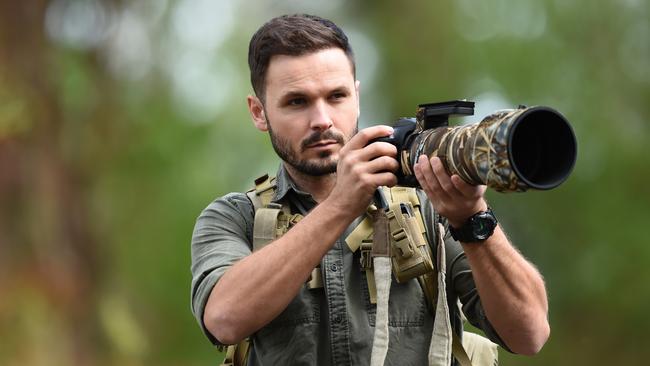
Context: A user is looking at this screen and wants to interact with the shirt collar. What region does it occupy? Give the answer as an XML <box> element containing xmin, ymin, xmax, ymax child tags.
<box><xmin>272</xmin><ymin>163</ymin><xmax>314</xmax><ymax>203</ymax></box>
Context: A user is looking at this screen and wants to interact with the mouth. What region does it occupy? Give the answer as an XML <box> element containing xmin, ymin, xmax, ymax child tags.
<box><xmin>306</xmin><ymin>140</ymin><xmax>338</xmax><ymax>149</ymax></box>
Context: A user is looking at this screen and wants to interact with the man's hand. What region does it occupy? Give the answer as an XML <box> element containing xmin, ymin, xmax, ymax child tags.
<box><xmin>326</xmin><ymin>126</ymin><xmax>399</xmax><ymax>219</ymax></box>
<box><xmin>414</xmin><ymin>155</ymin><xmax>487</xmax><ymax>227</ymax></box>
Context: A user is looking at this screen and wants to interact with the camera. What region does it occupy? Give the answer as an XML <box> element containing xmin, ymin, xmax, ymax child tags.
<box><xmin>373</xmin><ymin>100</ymin><xmax>577</xmax><ymax>192</ymax></box>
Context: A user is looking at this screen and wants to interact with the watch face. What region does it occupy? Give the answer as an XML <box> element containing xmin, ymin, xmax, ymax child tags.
<box><xmin>471</xmin><ymin>212</ymin><xmax>497</xmax><ymax>240</ymax></box>
<box><xmin>449</xmin><ymin>208</ymin><xmax>498</xmax><ymax>243</ymax></box>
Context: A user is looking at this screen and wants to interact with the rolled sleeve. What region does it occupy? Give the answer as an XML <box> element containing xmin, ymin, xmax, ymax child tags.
<box><xmin>190</xmin><ymin>192</ymin><xmax>254</xmax><ymax>344</ymax></box>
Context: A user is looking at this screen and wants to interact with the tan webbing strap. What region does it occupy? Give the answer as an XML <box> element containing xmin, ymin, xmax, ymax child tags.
<box><xmin>346</xmin><ymin>208</ymin><xmax>380</xmax><ymax>304</ymax></box>
<box><xmin>345</xmin><ymin>215</ymin><xmax>373</xmax><ymax>252</ymax></box>
<box><xmin>457</xmin><ymin>331</ymin><xmax>499</xmax><ymax>366</ymax></box>
<box><xmin>247</xmin><ymin>174</ymin><xmax>278</xmax><ymax>251</ymax></box>
<box><xmin>248</xmin><ymin>175</ymin><xmax>322</xmax><ymax>289</ymax></box>
<box><xmin>369</xmin><ymin>207</ymin><xmax>392</xmax><ymax>366</ymax></box>
<box><xmin>221</xmin><ymin>345</ymin><xmax>235</xmax><ymax>366</ymax></box>
<box><xmin>248</xmin><ymin>175</ymin><xmax>293</xmax><ymax>251</ymax></box>
<box><xmin>417</xmin><ymin>269</ymin><xmax>438</xmax><ymax>310</ymax></box>
<box><xmin>253</xmin><ymin>174</ymin><xmax>276</xmax><ymax>208</ymax></box>
<box><xmin>452</xmin><ymin>333</ymin><xmax>474</xmax><ymax>366</ymax></box>
<box><xmin>306</xmin><ymin>267</ymin><xmax>323</xmax><ymax>289</ymax></box>
<box><xmin>428</xmin><ymin>222</ymin><xmax>453</xmax><ymax>366</ymax></box>
<box><xmin>370</xmin><ymin>207</ymin><xmax>391</xmax><ymax>256</ymax></box>
<box><xmin>246</xmin><ymin>189</ymin><xmax>262</xmax><ymax>213</ymax></box>
<box><xmin>252</xmin><ymin>205</ymin><xmax>282</xmax><ymax>251</ymax></box>
<box><xmin>235</xmin><ymin>338</ymin><xmax>251</xmax><ymax>366</ymax></box>
<box><xmin>360</xmin><ymin>240</ymin><xmax>377</xmax><ymax>304</ymax></box>
<box><xmin>220</xmin><ymin>338</ymin><xmax>251</xmax><ymax>366</ymax></box>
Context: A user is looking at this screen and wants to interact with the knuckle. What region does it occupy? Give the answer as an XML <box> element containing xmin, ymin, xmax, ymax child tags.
<box><xmin>358</xmin><ymin>129</ymin><xmax>371</xmax><ymax>140</ymax></box>
<box><xmin>381</xmin><ymin>142</ymin><xmax>397</xmax><ymax>156</ymax></box>
<box><xmin>360</xmin><ymin>174</ymin><xmax>374</xmax><ymax>189</ymax></box>
<box><xmin>388</xmin><ymin>160</ymin><xmax>400</xmax><ymax>173</ymax></box>
<box><xmin>342</xmin><ymin>153</ymin><xmax>357</xmax><ymax>166</ymax></box>
<box><xmin>380</xmin><ymin>155</ymin><xmax>395</xmax><ymax>165</ymax></box>
<box><xmin>441</xmin><ymin>183</ymin><xmax>453</xmax><ymax>193</ymax></box>
<box><xmin>350</xmin><ymin>163</ymin><xmax>363</xmax><ymax>176</ymax></box>
<box><xmin>388</xmin><ymin>175</ymin><xmax>398</xmax><ymax>187</ymax></box>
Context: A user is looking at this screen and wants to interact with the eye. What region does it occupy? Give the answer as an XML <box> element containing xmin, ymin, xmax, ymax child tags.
<box><xmin>287</xmin><ymin>97</ymin><xmax>306</xmax><ymax>106</ymax></box>
<box><xmin>329</xmin><ymin>91</ymin><xmax>348</xmax><ymax>101</ymax></box>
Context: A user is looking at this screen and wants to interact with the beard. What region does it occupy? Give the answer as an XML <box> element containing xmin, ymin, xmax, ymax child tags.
<box><xmin>267</xmin><ymin>119</ymin><xmax>358</xmax><ymax>177</ymax></box>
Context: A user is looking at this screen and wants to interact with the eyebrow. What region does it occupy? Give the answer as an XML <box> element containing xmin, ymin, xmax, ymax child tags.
<box><xmin>328</xmin><ymin>86</ymin><xmax>351</xmax><ymax>95</ymax></box>
<box><xmin>276</xmin><ymin>84</ymin><xmax>353</xmax><ymax>106</ymax></box>
<box><xmin>280</xmin><ymin>91</ymin><xmax>308</xmax><ymax>100</ymax></box>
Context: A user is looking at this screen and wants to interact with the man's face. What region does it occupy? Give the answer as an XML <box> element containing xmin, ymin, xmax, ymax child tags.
<box><xmin>250</xmin><ymin>48</ymin><xmax>360</xmax><ymax>176</ymax></box>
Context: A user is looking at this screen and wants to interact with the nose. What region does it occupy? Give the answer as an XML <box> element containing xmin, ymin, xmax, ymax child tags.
<box><xmin>309</xmin><ymin>100</ymin><xmax>333</xmax><ymax>131</ymax></box>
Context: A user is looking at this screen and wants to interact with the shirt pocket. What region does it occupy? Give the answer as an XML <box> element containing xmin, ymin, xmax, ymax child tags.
<box><xmin>262</xmin><ymin>286</ymin><xmax>322</xmax><ymax>329</ymax></box>
<box><xmin>362</xmin><ymin>271</ymin><xmax>428</xmax><ymax>327</ymax></box>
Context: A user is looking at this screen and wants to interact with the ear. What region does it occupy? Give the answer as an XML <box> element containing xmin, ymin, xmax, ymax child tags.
<box><xmin>247</xmin><ymin>95</ymin><xmax>268</xmax><ymax>132</ymax></box>
<box><xmin>355</xmin><ymin>80</ymin><xmax>361</xmax><ymax>118</ymax></box>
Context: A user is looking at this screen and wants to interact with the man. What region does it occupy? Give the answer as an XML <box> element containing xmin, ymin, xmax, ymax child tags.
<box><xmin>191</xmin><ymin>14</ymin><xmax>549</xmax><ymax>365</ymax></box>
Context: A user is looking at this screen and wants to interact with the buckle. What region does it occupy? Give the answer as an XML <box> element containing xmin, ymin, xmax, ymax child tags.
<box><xmin>391</xmin><ymin>228</ymin><xmax>413</xmax><ymax>258</ymax></box>
<box><xmin>360</xmin><ymin>240</ymin><xmax>374</xmax><ymax>270</ymax></box>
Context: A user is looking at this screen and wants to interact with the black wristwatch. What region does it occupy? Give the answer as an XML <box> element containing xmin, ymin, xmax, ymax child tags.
<box><xmin>449</xmin><ymin>207</ymin><xmax>498</xmax><ymax>243</ymax></box>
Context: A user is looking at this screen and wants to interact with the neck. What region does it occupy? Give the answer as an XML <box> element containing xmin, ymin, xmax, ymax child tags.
<box><xmin>283</xmin><ymin>163</ymin><xmax>337</xmax><ymax>203</ymax></box>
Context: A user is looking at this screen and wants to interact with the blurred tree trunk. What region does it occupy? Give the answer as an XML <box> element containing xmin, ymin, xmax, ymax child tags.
<box><xmin>0</xmin><ymin>1</ymin><xmax>104</xmax><ymax>364</ymax></box>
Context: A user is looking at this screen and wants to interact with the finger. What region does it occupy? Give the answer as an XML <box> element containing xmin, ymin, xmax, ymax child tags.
<box><xmin>413</xmin><ymin>159</ymin><xmax>427</xmax><ymax>189</ymax></box>
<box><xmin>369</xmin><ymin>171</ymin><xmax>398</xmax><ymax>188</ymax></box>
<box><xmin>416</xmin><ymin>155</ymin><xmax>450</xmax><ymax>200</ymax></box>
<box><xmin>344</xmin><ymin>125</ymin><xmax>394</xmax><ymax>151</ymax></box>
<box><xmin>450</xmin><ymin>175</ymin><xmax>487</xmax><ymax>198</ymax></box>
<box><xmin>358</xmin><ymin>141</ymin><xmax>397</xmax><ymax>161</ymax></box>
<box><xmin>338</xmin><ymin>142</ymin><xmax>396</xmax><ymax>174</ymax></box>
<box><xmin>430</xmin><ymin>157</ymin><xmax>463</xmax><ymax>196</ymax></box>
<box><xmin>364</xmin><ymin>155</ymin><xmax>399</xmax><ymax>174</ymax></box>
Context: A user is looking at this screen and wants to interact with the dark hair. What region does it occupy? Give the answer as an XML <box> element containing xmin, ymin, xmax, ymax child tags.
<box><xmin>248</xmin><ymin>14</ymin><xmax>355</xmax><ymax>101</ymax></box>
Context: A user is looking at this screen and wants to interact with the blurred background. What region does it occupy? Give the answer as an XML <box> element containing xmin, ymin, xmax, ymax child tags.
<box><xmin>0</xmin><ymin>0</ymin><xmax>648</xmax><ymax>365</ymax></box>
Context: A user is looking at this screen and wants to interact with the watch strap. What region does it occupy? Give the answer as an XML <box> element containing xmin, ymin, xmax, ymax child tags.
<box><xmin>448</xmin><ymin>207</ymin><xmax>497</xmax><ymax>243</ymax></box>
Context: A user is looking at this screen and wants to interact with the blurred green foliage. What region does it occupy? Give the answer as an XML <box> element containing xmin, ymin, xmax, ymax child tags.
<box><xmin>0</xmin><ymin>1</ymin><xmax>648</xmax><ymax>365</ymax></box>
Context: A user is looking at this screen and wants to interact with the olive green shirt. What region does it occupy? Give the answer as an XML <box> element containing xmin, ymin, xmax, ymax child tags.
<box><xmin>191</xmin><ymin>164</ymin><xmax>506</xmax><ymax>365</ymax></box>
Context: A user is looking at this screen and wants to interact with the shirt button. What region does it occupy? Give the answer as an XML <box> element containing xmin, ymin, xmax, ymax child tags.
<box><xmin>330</xmin><ymin>263</ymin><xmax>338</xmax><ymax>272</ymax></box>
<box><xmin>333</xmin><ymin>315</ymin><xmax>342</xmax><ymax>323</ymax></box>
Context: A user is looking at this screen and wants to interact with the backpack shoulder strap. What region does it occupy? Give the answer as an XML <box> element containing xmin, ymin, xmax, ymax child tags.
<box><xmin>246</xmin><ymin>174</ymin><xmax>297</xmax><ymax>251</ymax></box>
<box><xmin>220</xmin><ymin>174</ymin><xmax>304</xmax><ymax>366</ymax></box>
<box><xmin>246</xmin><ymin>173</ymin><xmax>276</xmax><ymax>211</ymax></box>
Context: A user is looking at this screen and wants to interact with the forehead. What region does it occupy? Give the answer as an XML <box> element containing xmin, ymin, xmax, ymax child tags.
<box><xmin>265</xmin><ymin>48</ymin><xmax>355</xmax><ymax>98</ymax></box>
